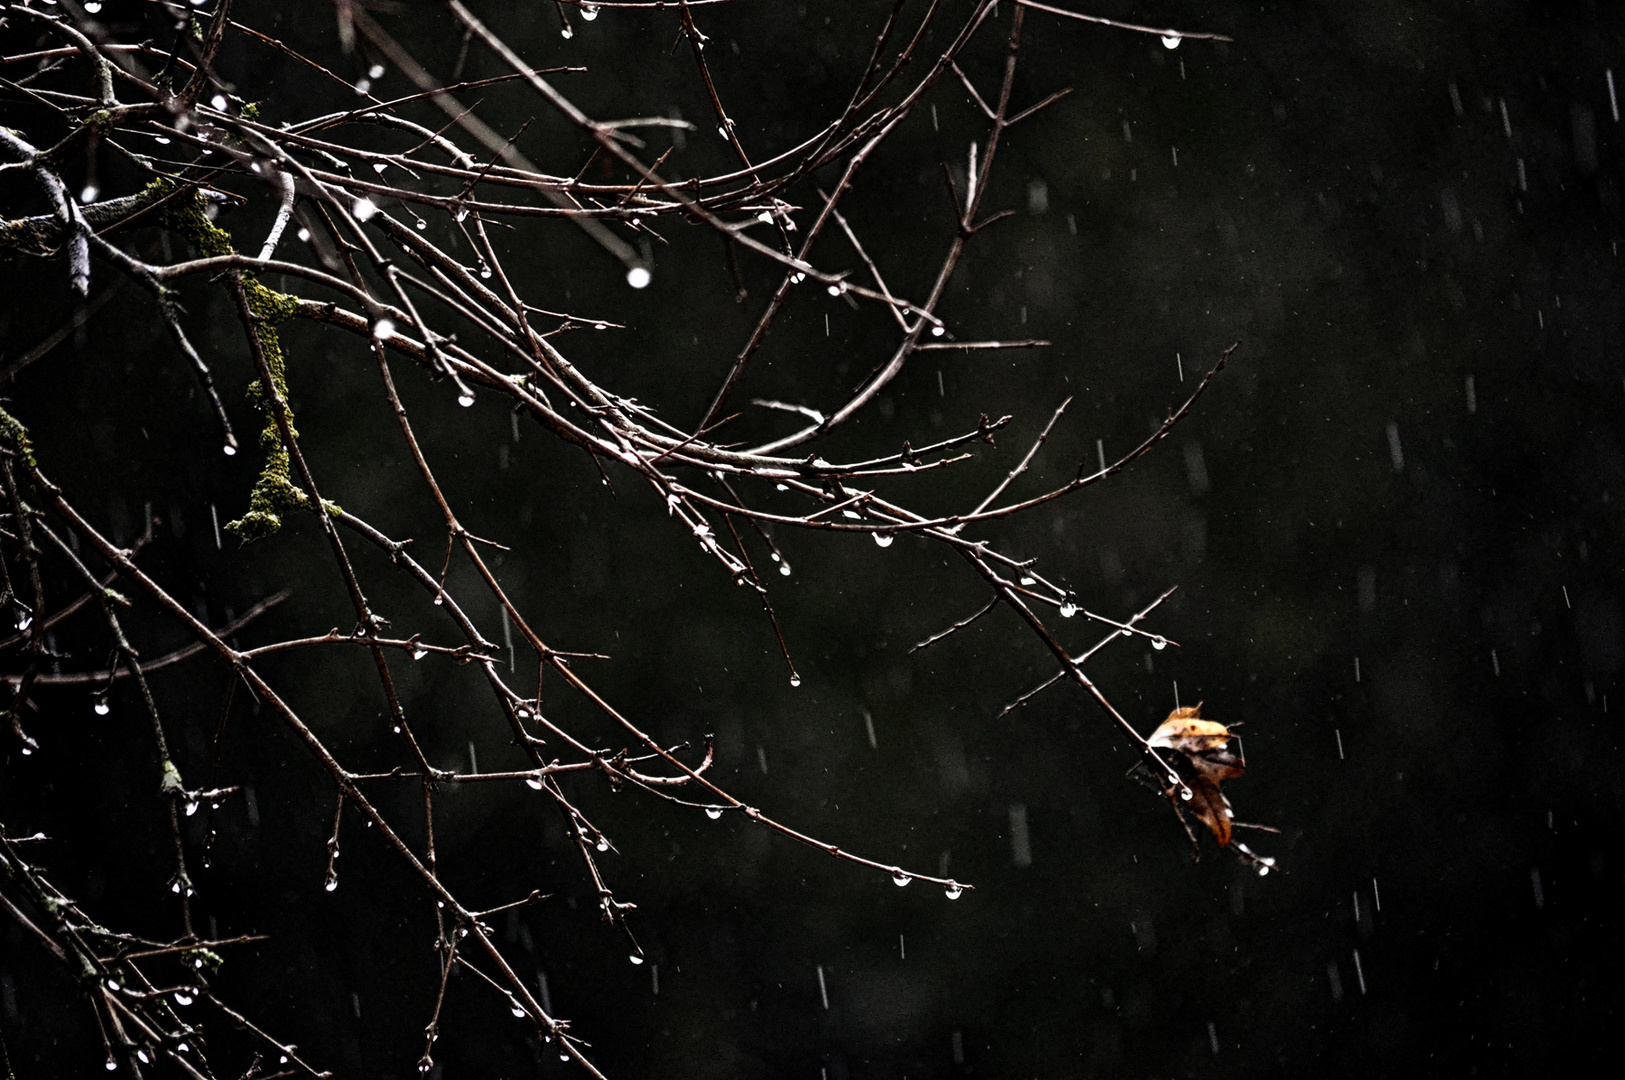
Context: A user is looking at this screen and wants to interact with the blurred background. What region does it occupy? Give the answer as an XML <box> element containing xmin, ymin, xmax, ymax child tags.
<box><xmin>2</xmin><ymin>1</ymin><xmax>1621</xmax><ymax>1076</ymax></box>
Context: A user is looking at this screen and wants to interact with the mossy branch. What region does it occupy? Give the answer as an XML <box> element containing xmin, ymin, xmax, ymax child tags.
<box><xmin>0</xmin><ymin>186</ymin><xmax>164</xmax><ymax>256</ymax></box>
<box><xmin>0</xmin><ymin>407</ymin><xmax>36</xmax><ymax>468</ymax></box>
<box><xmin>157</xmin><ymin>185</ymin><xmax>308</xmax><ymax>542</ymax></box>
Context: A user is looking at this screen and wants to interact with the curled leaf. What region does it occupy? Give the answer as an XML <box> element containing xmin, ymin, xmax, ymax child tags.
<box><xmin>1148</xmin><ymin>704</ymin><xmax>1244</xmax><ymax>846</ymax></box>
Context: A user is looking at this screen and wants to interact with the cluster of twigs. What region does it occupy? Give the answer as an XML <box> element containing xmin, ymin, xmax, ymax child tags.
<box><xmin>1</xmin><ymin>1</ymin><xmax>1249</xmax><ymax>1074</ymax></box>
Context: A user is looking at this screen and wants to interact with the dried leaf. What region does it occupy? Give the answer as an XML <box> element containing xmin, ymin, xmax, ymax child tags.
<box><xmin>1148</xmin><ymin>704</ymin><xmax>1244</xmax><ymax>846</ymax></box>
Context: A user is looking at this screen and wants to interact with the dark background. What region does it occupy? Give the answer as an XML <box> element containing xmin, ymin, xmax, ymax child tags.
<box><xmin>2</xmin><ymin>1</ymin><xmax>1622</xmax><ymax>1076</ymax></box>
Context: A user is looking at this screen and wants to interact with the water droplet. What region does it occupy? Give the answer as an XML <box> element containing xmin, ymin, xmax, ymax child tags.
<box><xmin>775</xmin><ymin>484</ymin><xmax>789</xmax><ymax>492</ymax></box>
<box><xmin>626</xmin><ymin>266</ymin><xmax>652</xmax><ymax>289</ymax></box>
<box><xmin>779</xmin><ymin>563</ymin><xmax>792</xmax><ymax>576</ymax></box>
<box><xmin>480</xmin><ymin>266</ymin><xmax>493</xmax><ymax>279</ymax></box>
<box><xmin>560</xmin><ymin>1052</ymin><xmax>571</xmax><ymax>1062</ymax></box>
<box><xmin>770</xmin><ymin>552</ymin><xmax>782</xmax><ymax>561</ymax></box>
<box><xmin>105</xmin><ymin>1059</ymin><xmax>117</xmax><ymax>1072</ymax></box>
<box><xmin>582</xmin><ymin>3</ymin><xmax>600</xmax><ymax>20</ymax></box>
<box><xmin>1019</xmin><ymin>575</ymin><xmax>1035</xmax><ymax>586</ymax></box>
<box><xmin>14</xmin><ymin>615</ymin><xmax>30</xmax><ymax>631</ymax></box>
<box><xmin>392</xmin><ymin>725</ymin><xmax>401</xmax><ymax>734</ymax></box>
<box><xmin>371</xmin><ymin>318</ymin><xmax>394</xmax><ymax>340</ymax></box>
<box><xmin>944</xmin><ymin>882</ymin><xmax>963</xmax><ymax>900</ymax></box>
<box><xmin>368</xmin><ymin>63</ymin><xmax>386</xmax><ymax>79</ymax></box>
<box><xmin>297</xmin><ymin>227</ymin><xmax>311</xmax><ymax>242</ymax></box>
<box><xmin>1257</xmin><ymin>865</ymin><xmax>1271</xmax><ymax>877</ymax></box>
<box><xmin>705</xmin><ymin>807</ymin><xmax>723</xmax><ymax>820</ymax></box>
<box><xmin>177</xmin><ymin>1043</ymin><xmax>189</xmax><ymax>1054</ymax></box>
<box><xmin>873</xmin><ymin>531</ymin><xmax>895</xmax><ymax>548</ymax></box>
<box><xmin>80</xmin><ymin>183</ymin><xmax>100</xmax><ymax>203</ymax></box>
<box><xmin>137</xmin><ymin>1050</ymin><xmax>150</xmax><ymax>1065</ymax></box>
<box><xmin>354</xmin><ymin>78</ymin><xmax>371</xmax><ymax>95</ymax></box>
<box><xmin>432</xmin><ymin>594</ymin><xmax>445</xmax><ymax>606</ymax></box>
<box><xmin>353</xmin><ymin>197</ymin><xmax>378</xmax><ymax>222</ymax></box>
<box><xmin>209</xmin><ymin>93</ymin><xmax>227</xmax><ymax>111</ymax></box>
<box><xmin>931</xmin><ymin>324</ymin><xmax>946</xmax><ymax>337</ymax></box>
<box><xmin>324</xmin><ymin>875</ymin><xmax>338</xmax><ymax>892</ymax></box>
<box><xmin>223</xmin><ymin>443</ymin><xmax>237</xmax><ymax>456</ymax></box>
<box><xmin>595</xmin><ymin>838</ymin><xmax>609</xmax><ymax>852</ymax></box>
<box><xmin>1059</xmin><ymin>602</ymin><xmax>1077</xmax><ymax>618</ymax></box>
<box><xmin>594</xmin><ymin>322</ymin><xmax>607</xmax><ymax>330</ymax></box>
<box><xmin>790</xmin><ymin>674</ymin><xmax>802</xmax><ymax>688</ymax></box>
<box><xmin>174</xmin><ymin>991</ymin><xmax>193</xmax><ymax>1006</ymax></box>
<box><xmin>560</xmin><ymin>24</ymin><xmax>574</xmax><ymax>39</ymax></box>
<box><xmin>185</xmin><ymin>801</ymin><xmax>199</xmax><ymax>817</ymax></box>
<box><xmin>842</xmin><ymin>509</ymin><xmax>862</xmax><ymax>520</ymax></box>
<box><xmin>628</xmin><ymin>954</ymin><xmax>645</xmax><ymax>965</ymax></box>
<box><xmin>84</xmin><ymin>1</ymin><xmax>102</xmax><ymax>13</ymax></box>
<box><xmin>416</xmin><ymin>219</ymin><xmax>428</xmax><ymax>230</ymax></box>
<box><xmin>1151</xmin><ymin>635</ymin><xmax>1167</xmax><ymax>651</ymax></box>
<box><xmin>791</xmin><ymin>272</ymin><xmax>806</xmax><ymax>284</ymax></box>
<box><xmin>372</xmin><ymin>162</ymin><xmax>389</xmax><ymax>175</ymax></box>
<box><xmin>171</xmin><ymin>881</ymin><xmax>181</xmax><ymax>894</ymax></box>
<box><xmin>1120</xmin><ymin>627</ymin><xmax>1133</xmax><ymax>637</ymax></box>
<box><xmin>718</xmin><ymin>125</ymin><xmax>729</xmax><ymax>140</ymax></box>
<box><xmin>457</xmin><ymin>392</ymin><xmax>475</xmax><ymax>407</ymax></box>
<box><xmin>892</xmin><ymin>870</ymin><xmax>911</xmax><ymax>887</ymax></box>
<box><xmin>511</xmin><ymin>1006</ymin><xmax>527</xmax><ymax>1017</ymax></box>
<box><xmin>1180</xmin><ymin>787</ymin><xmax>1193</xmax><ymax>801</ymax></box>
<box><xmin>93</xmin><ymin>699</ymin><xmax>110</xmax><ymax>716</ymax></box>
<box><xmin>1161</xmin><ymin>34</ymin><xmax>1182</xmax><ymax>49</ymax></box>
<box><xmin>757</xmin><ymin>210</ymin><xmax>774</xmax><ymax>224</ymax></box>
<box><xmin>412</xmin><ymin>646</ymin><xmax>428</xmax><ymax>660</ymax></box>
<box><xmin>19</xmin><ymin>747</ymin><xmax>30</xmax><ymax>756</ymax></box>
<box><xmin>827</xmin><ymin>283</ymin><xmax>842</xmax><ymax>297</ymax></box>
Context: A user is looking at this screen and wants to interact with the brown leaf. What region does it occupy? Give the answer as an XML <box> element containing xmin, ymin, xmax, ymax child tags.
<box><xmin>1148</xmin><ymin>704</ymin><xmax>1245</xmax><ymax>847</ymax></box>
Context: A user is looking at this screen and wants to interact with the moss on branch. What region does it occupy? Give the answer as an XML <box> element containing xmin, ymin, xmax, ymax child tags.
<box><xmin>157</xmin><ymin>183</ymin><xmax>308</xmax><ymax>542</ymax></box>
<box><xmin>0</xmin><ymin>406</ymin><xmax>36</xmax><ymax>468</ymax></box>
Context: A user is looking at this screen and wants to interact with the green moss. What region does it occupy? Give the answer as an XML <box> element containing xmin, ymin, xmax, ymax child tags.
<box><xmin>157</xmin><ymin>183</ymin><xmax>235</xmax><ymax>259</ymax></box>
<box><xmin>134</xmin><ymin>176</ymin><xmax>169</xmax><ymax>203</ymax></box>
<box><xmin>158</xmin><ymin>186</ymin><xmax>310</xmax><ymax>542</ymax></box>
<box><xmin>228</xmin><ymin>442</ymin><xmax>311</xmax><ymax>543</ymax></box>
<box><xmin>240</xmin><ymin>102</ymin><xmax>260</xmax><ymax>121</ymax></box>
<box><xmin>0</xmin><ymin>405</ymin><xmax>35</xmax><ymax>467</ymax></box>
<box><xmin>181</xmin><ymin>947</ymin><xmax>224</xmax><ymax>974</ymax></box>
<box><xmin>246</xmin><ymin>278</ymin><xmax>302</xmax><ymax>324</ymax></box>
